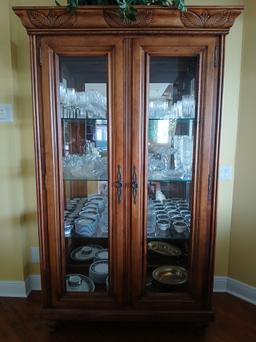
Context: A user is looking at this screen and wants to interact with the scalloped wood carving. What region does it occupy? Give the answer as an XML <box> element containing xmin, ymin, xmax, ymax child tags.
<box><xmin>181</xmin><ymin>10</ymin><xmax>239</xmax><ymax>28</ymax></box>
<box><xmin>104</xmin><ymin>9</ymin><xmax>153</xmax><ymax>27</ymax></box>
<box><xmin>28</xmin><ymin>10</ymin><xmax>75</xmax><ymax>28</ymax></box>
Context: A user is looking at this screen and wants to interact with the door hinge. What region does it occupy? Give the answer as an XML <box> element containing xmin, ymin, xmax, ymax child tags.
<box><xmin>214</xmin><ymin>46</ymin><xmax>219</xmax><ymax>68</ymax></box>
<box><xmin>44</xmin><ymin>174</ymin><xmax>47</xmax><ymax>191</ymax></box>
<box><xmin>39</xmin><ymin>47</ymin><xmax>42</xmax><ymax>66</ymax></box>
<box><xmin>208</xmin><ymin>174</ymin><xmax>212</xmax><ymax>203</ymax></box>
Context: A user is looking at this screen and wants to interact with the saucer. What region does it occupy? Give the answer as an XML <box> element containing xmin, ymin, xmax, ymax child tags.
<box><xmin>70</xmin><ymin>245</ymin><xmax>103</xmax><ymax>262</ymax></box>
<box><xmin>66</xmin><ymin>274</ymin><xmax>95</xmax><ymax>292</ymax></box>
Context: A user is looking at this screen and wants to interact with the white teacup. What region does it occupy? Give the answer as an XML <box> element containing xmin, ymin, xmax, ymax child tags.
<box><xmin>173</xmin><ymin>221</ymin><xmax>187</xmax><ymax>234</ymax></box>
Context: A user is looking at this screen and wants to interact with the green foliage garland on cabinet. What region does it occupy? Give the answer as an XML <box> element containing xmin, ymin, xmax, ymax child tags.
<box><xmin>55</xmin><ymin>0</ymin><xmax>186</xmax><ymax>21</ymax></box>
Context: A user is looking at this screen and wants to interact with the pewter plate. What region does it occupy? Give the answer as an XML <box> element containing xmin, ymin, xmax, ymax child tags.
<box><xmin>152</xmin><ymin>266</ymin><xmax>188</xmax><ymax>285</ymax></box>
<box><xmin>148</xmin><ymin>241</ymin><xmax>182</xmax><ymax>257</ymax></box>
<box><xmin>65</xmin><ymin>274</ymin><xmax>95</xmax><ymax>292</ymax></box>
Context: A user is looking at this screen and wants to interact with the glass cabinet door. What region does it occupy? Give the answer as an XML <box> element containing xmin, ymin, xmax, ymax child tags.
<box><xmin>145</xmin><ymin>56</ymin><xmax>197</xmax><ymax>293</ymax></box>
<box><xmin>131</xmin><ymin>37</ymin><xmax>217</xmax><ymax>304</ymax></box>
<box><xmin>59</xmin><ymin>56</ymin><xmax>109</xmax><ymax>294</ymax></box>
<box><xmin>41</xmin><ymin>37</ymin><xmax>126</xmax><ymax>305</ymax></box>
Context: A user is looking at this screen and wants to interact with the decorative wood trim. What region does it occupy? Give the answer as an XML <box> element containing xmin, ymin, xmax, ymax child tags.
<box><xmin>28</xmin><ymin>9</ymin><xmax>75</xmax><ymax>28</ymax></box>
<box><xmin>180</xmin><ymin>9</ymin><xmax>242</xmax><ymax>29</ymax></box>
<box><xmin>13</xmin><ymin>6</ymin><xmax>243</xmax><ymax>34</ymax></box>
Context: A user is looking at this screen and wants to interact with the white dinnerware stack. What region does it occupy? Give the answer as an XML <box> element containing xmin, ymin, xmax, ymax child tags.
<box><xmin>89</xmin><ymin>260</ymin><xmax>108</xmax><ymax>284</ymax></box>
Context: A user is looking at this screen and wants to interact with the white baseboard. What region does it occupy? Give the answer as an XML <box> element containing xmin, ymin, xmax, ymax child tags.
<box><xmin>214</xmin><ymin>276</ymin><xmax>256</xmax><ymax>305</ymax></box>
<box><xmin>0</xmin><ymin>280</ymin><xmax>27</xmax><ymax>298</ymax></box>
<box><xmin>26</xmin><ymin>274</ymin><xmax>42</xmax><ymax>295</ymax></box>
<box><xmin>0</xmin><ymin>275</ymin><xmax>42</xmax><ymax>298</ymax></box>
<box><xmin>226</xmin><ymin>277</ymin><xmax>256</xmax><ymax>305</ymax></box>
<box><xmin>213</xmin><ymin>276</ymin><xmax>228</xmax><ymax>292</ymax></box>
<box><xmin>0</xmin><ymin>275</ymin><xmax>255</xmax><ymax>305</ymax></box>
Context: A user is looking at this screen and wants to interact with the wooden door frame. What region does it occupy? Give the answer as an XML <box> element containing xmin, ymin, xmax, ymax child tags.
<box><xmin>130</xmin><ymin>35</ymin><xmax>222</xmax><ymax>310</ymax></box>
<box><xmin>39</xmin><ymin>35</ymin><xmax>128</xmax><ymax>309</ymax></box>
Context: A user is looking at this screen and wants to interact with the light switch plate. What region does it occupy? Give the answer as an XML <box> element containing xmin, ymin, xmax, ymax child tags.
<box><xmin>220</xmin><ymin>165</ymin><xmax>233</xmax><ymax>181</ymax></box>
<box><xmin>0</xmin><ymin>104</ymin><xmax>13</xmax><ymax>123</ymax></box>
<box><xmin>31</xmin><ymin>247</ymin><xmax>40</xmax><ymax>263</ymax></box>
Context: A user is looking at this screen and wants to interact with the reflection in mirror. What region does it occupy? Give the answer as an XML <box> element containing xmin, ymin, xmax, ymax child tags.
<box><xmin>146</xmin><ymin>56</ymin><xmax>198</xmax><ymax>293</ymax></box>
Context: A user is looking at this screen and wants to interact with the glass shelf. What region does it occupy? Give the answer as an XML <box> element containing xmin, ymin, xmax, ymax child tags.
<box><xmin>148</xmin><ymin>178</ymin><xmax>192</xmax><ymax>183</ymax></box>
<box><xmin>64</xmin><ymin>178</ymin><xmax>108</xmax><ymax>182</ymax></box>
<box><xmin>147</xmin><ymin>230</ymin><xmax>190</xmax><ymax>240</ymax></box>
<box><xmin>61</xmin><ymin>117</ymin><xmax>107</xmax><ymax>121</ymax></box>
<box><xmin>64</xmin><ymin>178</ymin><xmax>191</xmax><ymax>182</ymax></box>
<box><xmin>65</xmin><ymin>230</ymin><xmax>108</xmax><ymax>239</ymax></box>
<box><xmin>149</xmin><ymin>117</ymin><xmax>195</xmax><ymax>121</ymax></box>
<box><xmin>61</xmin><ymin>117</ymin><xmax>195</xmax><ymax>122</ymax></box>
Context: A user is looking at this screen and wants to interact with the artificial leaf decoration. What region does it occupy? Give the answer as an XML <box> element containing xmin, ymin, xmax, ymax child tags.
<box><xmin>56</xmin><ymin>0</ymin><xmax>186</xmax><ymax>21</ymax></box>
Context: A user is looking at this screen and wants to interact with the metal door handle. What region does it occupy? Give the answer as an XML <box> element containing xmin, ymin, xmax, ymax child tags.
<box><xmin>131</xmin><ymin>165</ymin><xmax>138</xmax><ymax>204</ymax></box>
<box><xmin>115</xmin><ymin>164</ymin><xmax>122</xmax><ymax>204</ymax></box>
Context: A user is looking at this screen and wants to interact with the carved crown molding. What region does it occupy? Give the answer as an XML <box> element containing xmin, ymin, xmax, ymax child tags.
<box><xmin>13</xmin><ymin>6</ymin><xmax>243</xmax><ymax>33</ymax></box>
<box><xmin>180</xmin><ymin>9</ymin><xmax>241</xmax><ymax>29</ymax></box>
<box><xmin>28</xmin><ymin>9</ymin><xmax>75</xmax><ymax>28</ymax></box>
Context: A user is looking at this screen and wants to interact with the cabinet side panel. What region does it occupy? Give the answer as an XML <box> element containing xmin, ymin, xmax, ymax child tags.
<box><xmin>30</xmin><ymin>35</ymin><xmax>51</xmax><ymax>307</ymax></box>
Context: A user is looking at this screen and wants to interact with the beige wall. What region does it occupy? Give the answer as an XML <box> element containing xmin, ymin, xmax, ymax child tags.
<box><xmin>0</xmin><ymin>0</ymin><xmax>25</xmax><ymax>281</ymax></box>
<box><xmin>1</xmin><ymin>0</ymin><xmax>254</xmax><ymax>287</ymax></box>
<box><xmin>187</xmin><ymin>0</ymin><xmax>244</xmax><ymax>277</ymax></box>
<box><xmin>229</xmin><ymin>0</ymin><xmax>256</xmax><ymax>287</ymax></box>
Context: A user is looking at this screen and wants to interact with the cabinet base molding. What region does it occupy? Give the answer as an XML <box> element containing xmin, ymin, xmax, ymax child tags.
<box><xmin>41</xmin><ymin>307</ymin><xmax>214</xmax><ymax>322</ymax></box>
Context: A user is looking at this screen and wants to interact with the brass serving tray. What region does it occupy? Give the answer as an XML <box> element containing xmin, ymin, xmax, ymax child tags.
<box><xmin>148</xmin><ymin>241</ymin><xmax>182</xmax><ymax>257</ymax></box>
<box><xmin>152</xmin><ymin>265</ymin><xmax>188</xmax><ymax>285</ymax></box>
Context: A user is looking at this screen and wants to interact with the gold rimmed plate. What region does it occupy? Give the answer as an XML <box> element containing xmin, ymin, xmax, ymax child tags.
<box><xmin>148</xmin><ymin>241</ymin><xmax>182</xmax><ymax>257</ymax></box>
<box><xmin>152</xmin><ymin>265</ymin><xmax>188</xmax><ymax>285</ymax></box>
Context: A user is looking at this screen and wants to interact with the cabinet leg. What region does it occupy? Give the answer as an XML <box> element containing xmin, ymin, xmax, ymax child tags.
<box><xmin>47</xmin><ymin>320</ymin><xmax>62</xmax><ymax>333</ymax></box>
<box><xmin>193</xmin><ymin>322</ymin><xmax>209</xmax><ymax>336</ymax></box>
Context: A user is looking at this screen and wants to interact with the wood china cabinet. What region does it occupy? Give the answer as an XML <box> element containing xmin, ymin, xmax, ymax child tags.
<box><xmin>14</xmin><ymin>5</ymin><xmax>242</xmax><ymax>325</ymax></box>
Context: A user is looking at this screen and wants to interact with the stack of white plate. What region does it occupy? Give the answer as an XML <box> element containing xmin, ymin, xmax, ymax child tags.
<box><xmin>94</xmin><ymin>249</ymin><xmax>108</xmax><ymax>261</ymax></box>
<box><xmin>75</xmin><ymin>217</ymin><xmax>97</xmax><ymax>236</ymax></box>
<box><xmin>89</xmin><ymin>260</ymin><xmax>108</xmax><ymax>284</ymax></box>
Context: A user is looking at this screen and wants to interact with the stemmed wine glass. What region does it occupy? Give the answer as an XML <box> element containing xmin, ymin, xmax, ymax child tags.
<box><xmin>168</xmin><ymin>116</ymin><xmax>177</xmax><ymax>173</ymax></box>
